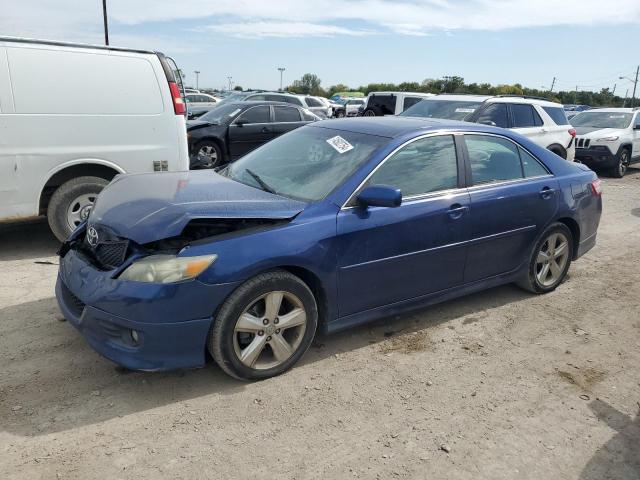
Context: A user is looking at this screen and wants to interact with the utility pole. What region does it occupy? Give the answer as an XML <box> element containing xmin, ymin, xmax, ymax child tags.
<box><xmin>612</xmin><ymin>83</ymin><xmax>616</xmax><ymax>95</ymax></box>
<box><xmin>623</xmin><ymin>89</ymin><xmax>629</xmax><ymax>107</ymax></box>
<box><xmin>277</xmin><ymin>67</ymin><xmax>286</xmax><ymax>91</ymax></box>
<box><xmin>632</xmin><ymin>65</ymin><xmax>639</xmax><ymax>108</ymax></box>
<box><xmin>227</xmin><ymin>76</ymin><xmax>233</xmax><ymax>91</ymax></box>
<box><xmin>102</xmin><ymin>0</ymin><xmax>109</xmax><ymax>45</ymax></box>
<box><xmin>549</xmin><ymin>76</ymin><xmax>556</xmax><ymax>93</ymax></box>
<box><xmin>194</xmin><ymin>70</ymin><xmax>200</xmax><ymax>90</ymax></box>
<box><xmin>575</xmin><ymin>85</ymin><xmax>578</xmax><ymax>104</ymax></box>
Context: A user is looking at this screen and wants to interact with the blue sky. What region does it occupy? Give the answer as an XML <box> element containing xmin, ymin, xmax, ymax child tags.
<box><xmin>3</xmin><ymin>0</ymin><xmax>640</xmax><ymax>93</ymax></box>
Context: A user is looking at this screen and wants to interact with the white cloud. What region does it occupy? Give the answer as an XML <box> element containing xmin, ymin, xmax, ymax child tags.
<box><xmin>3</xmin><ymin>0</ymin><xmax>640</xmax><ymax>43</ymax></box>
<box><xmin>207</xmin><ymin>21</ymin><xmax>373</xmax><ymax>39</ymax></box>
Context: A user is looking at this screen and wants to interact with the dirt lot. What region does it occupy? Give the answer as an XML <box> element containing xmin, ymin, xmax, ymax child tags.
<box><xmin>1</xmin><ymin>168</ymin><xmax>639</xmax><ymax>480</ymax></box>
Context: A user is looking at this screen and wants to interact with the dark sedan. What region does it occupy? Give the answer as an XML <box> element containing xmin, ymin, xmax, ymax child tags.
<box><xmin>187</xmin><ymin>101</ymin><xmax>320</xmax><ymax>169</ymax></box>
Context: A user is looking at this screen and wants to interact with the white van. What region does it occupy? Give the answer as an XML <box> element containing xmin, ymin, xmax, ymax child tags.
<box><xmin>0</xmin><ymin>37</ymin><xmax>189</xmax><ymax>241</ymax></box>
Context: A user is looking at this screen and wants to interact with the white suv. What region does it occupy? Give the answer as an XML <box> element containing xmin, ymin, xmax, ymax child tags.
<box><xmin>362</xmin><ymin>91</ymin><xmax>435</xmax><ymax>116</ymax></box>
<box><xmin>570</xmin><ymin>108</ymin><xmax>640</xmax><ymax>177</ymax></box>
<box><xmin>401</xmin><ymin>94</ymin><xmax>576</xmax><ymax>161</ymax></box>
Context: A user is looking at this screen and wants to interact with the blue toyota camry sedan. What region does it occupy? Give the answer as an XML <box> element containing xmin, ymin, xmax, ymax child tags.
<box><xmin>56</xmin><ymin>117</ymin><xmax>602</xmax><ymax>380</ymax></box>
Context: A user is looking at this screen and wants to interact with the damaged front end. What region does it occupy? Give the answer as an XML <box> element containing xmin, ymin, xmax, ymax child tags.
<box><xmin>63</xmin><ymin>217</ymin><xmax>290</xmax><ymax>272</ymax></box>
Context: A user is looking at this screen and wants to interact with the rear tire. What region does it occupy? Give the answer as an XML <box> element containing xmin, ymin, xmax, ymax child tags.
<box><xmin>547</xmin><ymin>145</ymin><xmax>567</xmax><ymax>160</ymax></box>
<box><xmin>517</xmin><ymin>222</ymin><xmax>573</xmax><ymax>294</ymax></box>
<box><xmin>610</xmin><ymin>148</ymin><xmax>630</xmax><ymax>178</ymax></box>
<box><xmin>363</xmin><ymin>108</ymin><xmax>378</xmax><ymax>117</ymax></box>
<box><xmin>47</xmin><ymin>176</ymin><xmax>108</xmax><ymax>242</ymax></box>
<box><xmin>209</xmin><ymin>270</ymin><xmax>318</xmax><ymax>380</ymax></box>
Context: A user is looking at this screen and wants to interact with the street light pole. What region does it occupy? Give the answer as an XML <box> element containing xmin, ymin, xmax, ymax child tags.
<box><xmin>227</xmin><ymin>76</ymin><xmax>233</xmax><ymax>91</ymax></box>
<box><xmin>278</xmin><ymin>67</ymin><xmax>285</xmax><ymax>91</ymax></box>
<box><xmin>194</xmin><ymin>70</ymin><xmax>200</xmax><ymax>90</ymax></box>
<box><xmin>619</xmin><ymin>67</ymin><xmax>639</xmax><ymax>108</ymax></box>
<box><xmin>102</xmin><ymin>0</ymin><xmax>109</xmax><ymax>46</ymax></box>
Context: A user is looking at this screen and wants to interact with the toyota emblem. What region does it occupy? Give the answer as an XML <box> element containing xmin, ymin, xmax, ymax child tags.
<box><xmin>86</xmin><ymin>226</ymin><xmax>99</xmax><ymax>247</ymax></box>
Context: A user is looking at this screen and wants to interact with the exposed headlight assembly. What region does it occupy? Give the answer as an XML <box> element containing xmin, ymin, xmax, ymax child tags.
<box><xmin>596</xmin><ymin>136</ymin><xmax>619</xmax><ymax>142</ymax></box>
<box><xmin>119</xmin><ymin>254</ymin><xmax>217</xmax><ymax>284</ymax></box>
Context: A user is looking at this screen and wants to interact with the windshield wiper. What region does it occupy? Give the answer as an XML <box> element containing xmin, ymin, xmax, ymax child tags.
<box><xmin>245</xmin><ymin>169</ymin><xmax>277</xmax><ymax>194</ymax></box>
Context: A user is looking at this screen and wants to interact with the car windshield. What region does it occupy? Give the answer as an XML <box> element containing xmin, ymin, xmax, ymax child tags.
<box><xmin>199</xmin><ymin>103</ymin><xmax>244</xmax><ymax>123</ymax></box>
<box><xmin>400</xmin><ymin>99</ymin><xmax>485</xmax><ymax>120</ymax></box>
<box><xmin>570</xmin><ymin>112</ymin><xmax>632</xmax><ymax>129</ymax></box>
<box><xmin>213</xmin><ymin>92</ymin><xmax>249</xmax><ymax>106</ymax></box>
<box><xmin>220</xmin><ymin>126</ymin><xmax>387</xmax><ymax>202</ymax></box>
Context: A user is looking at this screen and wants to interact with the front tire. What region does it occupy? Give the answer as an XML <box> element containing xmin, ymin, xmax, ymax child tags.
<box><xmin>610</xmin><ymin>148</ymin><xmax>630</xmax><ymax>178</ymax></box>
<box><xmin>47</xmin><ymin>176</ymin><xmax>109</xmax><ymax>242</ymax></box>
<box><xmin>192</xmin><ymin>140</ymin><xmax>223</xmax><ymax>169</ymax></box>
<box><xmin>209</xmin><ymin>270</ymin><xmax>318</xmax><ymax>380</ymax></box>
<box><xmin>517</xmin><ymin>223</ymin><xmax>573</xmax><ymax>294</ymax></box>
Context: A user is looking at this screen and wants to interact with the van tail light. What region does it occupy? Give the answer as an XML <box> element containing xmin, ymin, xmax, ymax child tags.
<box><xmin>568</xmin><ymin>128</ymin><xmax>576</xmax><ymax>138</ymax></box>
<box><xmin>590</xmin><ymin>179</ymin><xmax>602</xmax><ymax>196</ymax></box>
<box><xmin>169</xmin><ymin>81</ymin><xmax>186</xmax><ymax>115</ymax></box>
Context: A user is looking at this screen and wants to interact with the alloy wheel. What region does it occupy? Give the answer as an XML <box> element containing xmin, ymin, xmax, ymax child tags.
<box><xmin>619</xmin><ymin>150</ymin><xmax>630</xmax><ymax>177</ymax></box>
<box><xmin>233</xmin><ymin>291</ymin><xmax>307</xmax><ymax>370</ymax></box>
<box><xmin>535</xmin><ymin>232</ymin><xmax>570</xmax><ymax>287</ymax></box>
<box><xmin>363</xmin><ymin>110</ymin><xmax>376</xmax><ymax>117</ymax></box>
<box><xmin>66</xmin><ymin>193</ymin><xmax>97</xmax><ymax>230</ymax></box>
<box><xmin>197</xmin><ymin>144</ymin><xmax>218</xmax><ymax>167</ymax></box>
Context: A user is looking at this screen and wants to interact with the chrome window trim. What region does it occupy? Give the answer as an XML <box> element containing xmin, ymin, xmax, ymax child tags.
<box><xmin>341</xmin><ymin>131</ymin><xmax>459</xmax><ymax>209</ymax></box>
<box><xmin>340</xmin><ymin>130</ymin><xmax>554</xmax><ymax>210</ymax></box>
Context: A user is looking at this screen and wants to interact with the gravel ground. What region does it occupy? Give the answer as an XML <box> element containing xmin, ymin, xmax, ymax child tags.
<box><xmin>1</xmin><ymin>168</ymin><xmax>639</xmax><ymax>480</ymax></box>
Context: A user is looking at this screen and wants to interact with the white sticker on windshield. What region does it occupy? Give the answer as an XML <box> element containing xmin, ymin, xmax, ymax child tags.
<box><xmin>229</xmin><ymin>108</ymin><xmax>242</xmax><ymax>117</ymax></box>
<box><xmin>455</xmin><ymin>108</ymin><xmax>475</xmax><ymax>113</ymax></box>
<box><xmin>609</xmin><ymin>115</ymin><xmax>625</xmax><ymax>118</ymax></box>
<box><xmin>326</xmin><ymin>135</ymin><xmax>354</xmax><ymax>154</ymax></box>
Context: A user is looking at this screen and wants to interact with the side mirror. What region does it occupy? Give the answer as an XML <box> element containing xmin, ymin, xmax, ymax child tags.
<box><xmin>357</xmin><ymin>185</ymin><xmax>402</xmax><ymax>208</ymax></box>
<box><xmin>480</xmin><ymin>120</ymin><xmax>497</xmax><ymax>126</ymax></box>
<box><xmin>634</xmin><ymin>124</ymin><xmax>640</xmax><ymax>130</ymax></box>
<box><xmin>234</xmin><ymin>118</ymin><xmax>247</xmax><ymax>127</ymax></box>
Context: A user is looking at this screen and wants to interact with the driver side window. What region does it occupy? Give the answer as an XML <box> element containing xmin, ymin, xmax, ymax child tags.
<box><xmin>368</xmin><ymin>135</ymin><xmax>459</xmax><ymax>198</ymax></box>
<box><xmin>236</xmin><ymin>106</ymin><xmax>270</xmax><ymax>124</ymax></box>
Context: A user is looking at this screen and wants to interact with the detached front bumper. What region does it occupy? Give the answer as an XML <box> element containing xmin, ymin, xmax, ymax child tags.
<box><xmin>56</xmin><ymin>249</ymin><xmax>240</xmax><ymax>371</ymax></box>
<box><xmin>575</xmin><ymin>146</ymin><xmax>617</xmax><ymax>169</ymax></box>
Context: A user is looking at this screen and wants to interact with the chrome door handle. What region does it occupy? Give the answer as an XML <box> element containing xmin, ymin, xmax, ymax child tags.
<box><xmin>539</xmin><ymin>187</ymin><xmax>555</xmax><ymax>199</ymax></box>
<box><xmin>448</xmin><ymin>204</ymin><xmax>469</xmax><ymax>219</ymax></box>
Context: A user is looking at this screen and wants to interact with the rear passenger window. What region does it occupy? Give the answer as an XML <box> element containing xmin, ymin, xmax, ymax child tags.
<box><xmin>368</xmin><ymin>135</ymin><xmax>458</xmax><ymax>197</ymax></box>
<box><xmin>237</xmin><ymin>106</ymin><xmax>270</xmax><ymax>124</ymax></box>
<box><xmin>402</xmin><ymin>97</ymin><xmax>422</xmax><ymax>111</ymax></box>
<box><xmin>274</xmin><ymin>106</ymin><xmax>301</xmax><ymax>122</ymax></box>
<box><xmin>465</xmin><ymin>135</ymin><xmax>523</xmax><ymax>184</ymax></box>
<box><xmin>542</xmin><ymin>106</ymin><xmax>570</xmax><ymax>125</ymax></box>
<box><xmin>305</xmin><ymin>97</ymin><xmax>322</xmax><ymax>107</ymax></box>
<box><xmin>519</xmin><ymin>148</ymin><xmax>549</xmax><ymax>177</ymax></box>
<box><xmin>511</xmin><ymin>104</ymin><xmax>542</xmax><ymax>127</ymax></box>
<box><xmin>281</xmin><ymin>96</ymin><xmax>303</xmax><ymax>106</ymax></box>
<box><xmin>475</xmin><ymin>104</ymin><xmax>509</xmax><ymax>128</ymax></box>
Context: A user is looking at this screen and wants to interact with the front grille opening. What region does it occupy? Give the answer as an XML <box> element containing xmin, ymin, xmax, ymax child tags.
<box><xmin>94</xmin><ymin>241</ymin><xmax>129</xmax><ymax>268</ymax></box>
<box><xmin>61</xmin><ymin>282</ymin><xmax>85</xmax><ymax>317</ymax></box>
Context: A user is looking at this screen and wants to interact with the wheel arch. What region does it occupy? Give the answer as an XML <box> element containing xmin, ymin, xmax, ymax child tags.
<box><xmin>546</xmin><ymin>143</ymin><xmax>567</xmax><ymax>159</ymax></box>
<box><xmin>555</xmin><ymin>216</ymin><xmax>581</xmax><ymax>260</ymax></box>
<box><xmin>616</xmin><ymin>143</ymin><xmax>632</xmax><ymax>156</ymax></box>
<box><xmin>39</xmin><ymin>160</ymin><xmax>123</xmax><ymax>215</ymax></box>
<box><xmin>194</xmin><ymin>135</ymin><xmax>227</xmax><ymax>156</ymax></box>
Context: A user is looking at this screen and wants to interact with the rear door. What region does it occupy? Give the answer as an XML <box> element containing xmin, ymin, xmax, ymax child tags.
<box><xmin>336</xmin><ymin>134</ymin><xmax>470</xmax><ymax>316</ymax></box>
<box><xmin>633</xmin><ymin>113</ymin><xmax>640</xmax><ymax>158</ymax></box>
<box><xmin>461</xmin><ymin>133</ymin><xmax>559</xmax><ymax>282</ymax></box>
<box><xmin>508</xmin><ymin>103</ymin><xmax>546</xmax><ymax>146</ymax></box>
<box><xmin>227</xmin><ymin>105</ymin><xmax>273</xmax><ymax>159</ymax></box>
<box><xmin>270</xmin><ymin>106</ymin><xmax>306</xmax><ymax>137</ymax></box>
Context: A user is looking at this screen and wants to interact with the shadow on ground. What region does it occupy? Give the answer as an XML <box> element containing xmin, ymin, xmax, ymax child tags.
<box><xmin>580</xmin><ymin>399</ymin><xmax>640</xmax><ymax>480</ymax></box>
<box><xmin>0</xmin><ymin>219</ymin><xmax>59</xmax><ymax>261</ymax></box>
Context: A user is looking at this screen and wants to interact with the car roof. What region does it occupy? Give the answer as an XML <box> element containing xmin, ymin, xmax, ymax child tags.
<box><xmin>430</xmin><ymin>94</ymin><xmax>492</xmax><ymax>101</ymax></box>
<box><xmin>229</xmin><ymin>101</ymin><xmax>294</xmax><ymax>107</ymax></box>
<box><xmin>368</xmin><ymin>91</ymin><xmax>433</xmax><ymax>97</ymax></box>
<box><xmin>310</xmin><ymin>116</ymin><xmax>485</xmax><ymax>138</ymax></box>
<box><xmin>575</xmin><ymin>107</ymin><xmax>635</xmax><ymax>113</ymax></box>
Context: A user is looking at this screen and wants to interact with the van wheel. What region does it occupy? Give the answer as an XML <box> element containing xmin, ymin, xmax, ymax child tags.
<box><xmin>47</xmin><ymin>176</ymin><xmax>108</xmax><ymax>242</ymax></box>
<box><xmin>209</xmin><ymin>270</ymin><xmax>318</xmax><ymax>380</ymax></box>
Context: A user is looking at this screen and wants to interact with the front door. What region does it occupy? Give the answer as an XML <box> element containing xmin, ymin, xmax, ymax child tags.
<box><xmin>462</xmin><ymin>133</ymin><xmax>559</xmax><ymax>282</ymax></box>
<box><xmin>336</xmin><ymin>134</ymin><xmax>470</xmax><ymax>317</ymax></box>
<box><xmin>227</xmin><ymin>105</ymin><xmax>273</xmax><ymax>159</ymax></box>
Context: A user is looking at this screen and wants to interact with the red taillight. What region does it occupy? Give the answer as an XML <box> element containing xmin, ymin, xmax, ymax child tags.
<box><xmin>568</xmin><ymin>128</ymin><xmax>576</xmax><ymax>138</ymax></box>
<box><xmin>169</xmin><ymin>81</ymin><xmax>186</xmax><ymax>115</ymax></box>
<box><xmin>591</xmin><ymin>179</ymin><xmax>602</xmax><ymax>196</ymax></box>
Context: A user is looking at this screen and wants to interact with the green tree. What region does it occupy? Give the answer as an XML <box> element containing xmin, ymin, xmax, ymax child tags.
<box><xmin>234</xmin><ymin>85</ymin><xmax>243</xmax><ymax>91</ymax></box>
<box><xmin>289</xmin><ymin>73</ymin><xmax>323</xmax><ymax>95</ymax></box>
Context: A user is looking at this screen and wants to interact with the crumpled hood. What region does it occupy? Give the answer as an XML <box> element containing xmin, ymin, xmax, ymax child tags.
<box><xmin>88</xmin><ymin>170</ymin><xmax>307</xmax><ymax>244</ymax></box>
<box><xmin>574</xmin><ymin>127</ymin><xmax>622</xmax><ymax>138</ymax></box>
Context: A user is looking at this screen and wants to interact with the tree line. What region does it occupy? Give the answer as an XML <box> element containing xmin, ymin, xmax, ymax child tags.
<box><xmin>285</xmin><ymin>73</ymin><xmax>632</xmax><ymax>107</ymax></box>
